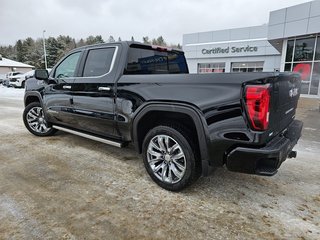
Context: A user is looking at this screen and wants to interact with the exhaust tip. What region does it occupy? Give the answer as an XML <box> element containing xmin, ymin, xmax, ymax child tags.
<box><xmin>288</xmin><ymin>151</ymin><xmax>297</xmax><ymax>158</ymax></box>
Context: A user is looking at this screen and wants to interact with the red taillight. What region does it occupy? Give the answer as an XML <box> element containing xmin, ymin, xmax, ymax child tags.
<box><xmin>245</xmin><ymin>85</ymin><xmax>270</xmax><ymax>131</ymax></box>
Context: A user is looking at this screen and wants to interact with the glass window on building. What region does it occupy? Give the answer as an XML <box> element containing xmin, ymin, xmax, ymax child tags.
<box><xmin>293</xmin><ymin>62</ymin><xmax>312</xmax><ymax>94</ymax></box>
<box><xmin>310</xmin><ymin>62</ymin><xmax>320</xmax><ymax>95</ymax></box>
<box><xmin>284</xmin><ymin>63</ymin><xmax>292</xmax><ymax>71</ymax></box>
<box><xmin>316</xmin><ymin>37</ymin><xmax>320</xmax><ymax>60</ymax></box>
<box><xmin>198</xmin><ymin>63</ymin><xmax>225</xmax><ymax>73</ymax></box>
<box><xmin>231</xmin><ymin>62</ymin><xmax>264</xmax><ymax>72</ymax></box>
<box><xmin>284</xmin><ymin>35</ymin><xmax>320</xmax><ymax>95</ymax></box>
<box><xmin>286</xmin><ymin>40</ymin><xmax>294</xmax><ymax>62</ymax></box>
<box><xmin>294</xmin><ymin>38</ymin><xmax>315</xmax><ymax>62</ymax></box>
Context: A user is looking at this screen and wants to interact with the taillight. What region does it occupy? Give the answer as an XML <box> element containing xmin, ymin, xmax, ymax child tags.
<box><xmin>245</xmin><ymin>85</ymin><xmax>270</xmax><ymax>131</ymax></box>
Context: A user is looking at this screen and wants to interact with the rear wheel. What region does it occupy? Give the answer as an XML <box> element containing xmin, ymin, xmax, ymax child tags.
<box><xmin>142</xmin><ymin>125</ymin><xmax>200</xmax><ymax>191</ymax></box>
<box><xmin>23</xmin><ymin>102</ymin><xmax>57</xmax><ymax>136</ymax></box>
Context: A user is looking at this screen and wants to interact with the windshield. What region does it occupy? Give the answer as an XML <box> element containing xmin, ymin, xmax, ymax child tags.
<box><xmin>13</xmin><ymin>72</ymin><xmax>22</xmax><ymax>76</ymax></box>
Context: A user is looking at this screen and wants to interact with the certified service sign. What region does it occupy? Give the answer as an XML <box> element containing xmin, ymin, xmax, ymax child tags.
<box><xmin>202</xmin><ymin>46</ymin><xmax>258</xmax><ymax>55</ymax></box>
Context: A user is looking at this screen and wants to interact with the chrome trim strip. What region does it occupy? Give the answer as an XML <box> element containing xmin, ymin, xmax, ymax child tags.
<box><xmin>98</xmin><ymin>87</ymin><xmax>111</xmax><ymax>91</ymax></box>
<box><xmin>52</xmin><ymin>125</ymin><xmax>123</xmax><ymax>148</ymax></box>
<box><xmin>54</xmin><ymin>46</ymin><xmax>119</xmax><ymax>80</ymax></box>
<box><xmin>78</xmin><ymin>46</ymin><xmax>119</xmax><ymax>79</ymax></box>
<box><xmin>285</xmin><ymin>107</ymin><xmax>294</xmax><ymax>115</ymax></box>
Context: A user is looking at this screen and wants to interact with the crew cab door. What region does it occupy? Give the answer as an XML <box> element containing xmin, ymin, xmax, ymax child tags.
<box><xmin>43</xmin><ymin>51</ymin><xmax>82</xmax><ymax>127</ymax></box>
<box><xmin>71</xmin><ymin>46</ymin><xmax>119</xmax><ymax>138</ymax></box>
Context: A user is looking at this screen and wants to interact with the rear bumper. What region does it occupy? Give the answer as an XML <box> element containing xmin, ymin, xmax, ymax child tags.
<box><xmin>226</xmin><ymin>120</ymin><xmax>303</xmax><ymax>176</ymax></box>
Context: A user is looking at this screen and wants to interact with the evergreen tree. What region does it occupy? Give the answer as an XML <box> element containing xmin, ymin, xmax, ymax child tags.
<box><xmin>95</xmin><ymin>35</ymin><xmax>104</xmax><ymax>44</ymax></box>
<box><xmin>0</xmin><ymin>45</ymin><xmax>16</xmax><ymax>60</ymax></box>
<box><xmin>23</xmin><ymin>37</ymin><xmax>36</xmax><ymax>65</ymax></box>
<box><xmin>151</xmin><ymin>38</ymin><xmax>158</xmax><ymax>45</ymax></box>
<box><xmin>142</xmin><ymin>36</ymin><xmax>150</xmax><ymax>44</ymax></box>
<box><xmin>156</xmin><ymin>36</ymin><xmax>166</xmax><ymax>46</ymax></box>
<box><xmin>150</xmin><ymin>36</ymin><xmax>167</xmax><ymax>46</ymax></box>
<box><xmin>46</xmin><ymin>37</ymin><xmax>63</xmax><ymax>67</ymax></box>
<box><xmin>16</xmin><ymin>40</ymin><xmax>26</xmax><ymax>62</ymax></box>
<box><xmin>169</xmin><ymin>43</ymin><xmax>182</xmax><ymax>50</ymax></box>
<box><xmin>86</xmin><ymin>35</ymin><xmax>104</xmax><ymax>45</ymax></box>
<box><xmin>55</xmin><ymin>35</ymin><xmax>77</xmax><ymax>60</ymax></box>
<box><xmin>77</xmin><ymin>38</ymin><xmax>86</xmax><ymax>47</ymax></box>
<box><xmin>0</xmin><ymin>35</ymin><xmax>182</xmax><ymax>68</ymax></box>
<box><xmin>28</xmin><ymin>39</ymin><xmax>43</xmax><ymax>68</ymax></box>
<box><xmin>108</xmin><ymin>35</ymin><xmax>115</xmax><ymax>43</ymax></box>
<box><xmin>86</xmin><ymin>35</ymin><xmax>96</xmax><ymax>45</ymax></box>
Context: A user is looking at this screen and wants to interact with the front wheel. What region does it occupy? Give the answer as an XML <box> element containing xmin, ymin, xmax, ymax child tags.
<box><xmin>142</xmin><ymin>125</ymin><xmax>200</xmax><ymax>191</ymax></box>
<box><xmin>23</xmin><ymin>102</ymin><xmax>57</xmax><ymax>136</ymax></box>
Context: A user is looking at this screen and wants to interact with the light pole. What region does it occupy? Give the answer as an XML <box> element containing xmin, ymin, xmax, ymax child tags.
<box><xmin>42</xmin><ymin>30</ymin><xmax>48</xmax><ymax>69</ymax></box>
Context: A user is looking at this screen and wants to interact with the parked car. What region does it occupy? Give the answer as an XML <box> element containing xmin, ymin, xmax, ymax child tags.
<box><xmin>0</xmin><ymin>74</ymin><xmax>6</xmax><ymax>84</ymax></box>
<box><xmin>23</xmin><ymin>41</ymin><xmax>303</xmax><ymax>191</ymax></box>
<box><xmin>9</xmin><ymin>70</ymin><xmax>34</xmax><ymax>88</ymax></box>
<box><xmin>2</xmin><ymin>72</ymin><xmax>23</xmax><ymax>87</ymax></box>
<box><xmin>9</xmin><ymin>69</ymin><xmax>52</xmax><ymax>88</ymax></box>
<box><xmin>6</xmin><ymin>71</ymin><xmax>23</xmax><ymax>80</ymax></box>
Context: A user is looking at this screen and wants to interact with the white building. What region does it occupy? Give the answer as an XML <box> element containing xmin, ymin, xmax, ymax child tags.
<box><xmin>183</xmin><ymin>0</ymin><xmax>320</xmax><ymax>97</ymax></box>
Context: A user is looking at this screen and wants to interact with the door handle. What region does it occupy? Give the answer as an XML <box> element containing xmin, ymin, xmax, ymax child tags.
<box><xmin>98</xmin><ymin>87</ymin><xmax>111</xmax><ymax>91</ymax></box>
<box><xmin>63</xmin><ymin>85</ymin><xmax>72</xmax><ymax>89</ymax></box>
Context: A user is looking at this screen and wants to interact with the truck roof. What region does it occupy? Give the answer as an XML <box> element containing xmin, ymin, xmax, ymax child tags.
<box><xmin>72</xmin><ymin>41</ymin><xmax>183</xmax><ymax>53</ymax></box>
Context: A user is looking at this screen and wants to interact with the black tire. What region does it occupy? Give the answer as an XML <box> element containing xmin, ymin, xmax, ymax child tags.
<box><xmin>142</xmin><ymin>125</ymin><xmax>200</xmax><ymax>191</ymax></box>
<box><xmin>23</xmin><ymin>102</ymin><xmax>57</xmax><ymax>137</ymax></box>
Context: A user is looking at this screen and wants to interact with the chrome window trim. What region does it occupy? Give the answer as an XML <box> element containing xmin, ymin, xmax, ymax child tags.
<box><xmin>79</xmin><ymin>46</ymin><xmax>119</xmax><ymax>79</ymax></box>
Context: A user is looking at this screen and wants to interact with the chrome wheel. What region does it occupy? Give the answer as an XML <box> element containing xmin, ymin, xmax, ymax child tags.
<box><xmin>26</xmin><ymin>107</ymin><xmax>50</xmax><ymax>134</ymax></box>
<box><xmin>147</xmin><ymin>134</ymin><xmax>186</xmax><ymax>184</ymax></box>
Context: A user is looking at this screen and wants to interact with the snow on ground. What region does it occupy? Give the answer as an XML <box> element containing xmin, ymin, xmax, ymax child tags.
<box><xmin>0</xmin><ymin>86</ymin><xmax>25</xmax><ymax>99</ymax></box>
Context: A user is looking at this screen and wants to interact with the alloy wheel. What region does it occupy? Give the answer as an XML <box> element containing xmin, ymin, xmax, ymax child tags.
<box><xmin>147</xmin><ymin>134</ymin><xmax>186</xmax><ymax>184</ymax></box>
<box><xmin>26</xmin><ymin>106</ymin><xmax>51</xmax><ymax>134</ymax></box>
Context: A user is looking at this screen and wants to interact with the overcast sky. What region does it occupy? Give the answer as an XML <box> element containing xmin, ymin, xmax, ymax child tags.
<box><xmin>0</xmin><ymin>0</ymin><xmax>312</xmax><ymax>46</ymax></box>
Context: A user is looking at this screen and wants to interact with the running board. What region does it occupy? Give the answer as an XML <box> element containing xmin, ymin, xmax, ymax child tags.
<box><xmin>52</xmin><ymin>125</ymin><xmax>123</xmax><ymax>148</ymax></box>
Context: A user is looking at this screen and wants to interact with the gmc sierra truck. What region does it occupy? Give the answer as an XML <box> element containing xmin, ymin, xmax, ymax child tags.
<box><xmin>23</xmin><ymin>41</ymin><xmax>303</xmax><ymax>191</ymax></box>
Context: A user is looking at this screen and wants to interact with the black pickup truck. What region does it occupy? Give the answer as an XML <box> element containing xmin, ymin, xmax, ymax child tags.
<box><xmin>23</xmin><ymin>41</ymin><xmax>303</xmax><ymax>191</ymax></box>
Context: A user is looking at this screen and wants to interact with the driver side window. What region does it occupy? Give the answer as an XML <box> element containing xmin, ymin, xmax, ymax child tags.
<box><xmin>54</xmin><ymin>52</ymin><xmax>81</xmax><ymax>78</ymax></box>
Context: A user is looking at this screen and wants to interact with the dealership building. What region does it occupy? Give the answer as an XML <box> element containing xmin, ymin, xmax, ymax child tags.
<box><xmin>183</xmin><ymin>0</ymin><xmax>320</xmax><ymax>97</ymax></box>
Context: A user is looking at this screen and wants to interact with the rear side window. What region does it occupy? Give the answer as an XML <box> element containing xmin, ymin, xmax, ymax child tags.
<box><xmin>83</xmin><ymin>48</ymin><xmax>115</xmax><ymax>77</ymax></box>
<box><xmin>124</xmin><ymin>46</ymin><xmax>188</xmax><ymax>75</ymax></box>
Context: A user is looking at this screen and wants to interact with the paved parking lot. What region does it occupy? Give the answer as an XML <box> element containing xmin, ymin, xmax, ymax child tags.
<box><xmin>0</xmin><ymin>86</ymin><xmax>319</xmax><ymax>239</ymax></box>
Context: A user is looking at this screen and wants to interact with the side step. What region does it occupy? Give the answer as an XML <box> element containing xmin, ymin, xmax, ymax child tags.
<box><xmin>52</xmin><ymin>125</ymin><xmax>124</xmax><ymax>148</ymax></box>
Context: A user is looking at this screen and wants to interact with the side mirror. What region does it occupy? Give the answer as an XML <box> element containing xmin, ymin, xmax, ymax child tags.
<box><xmin>34</xmin><ymin>69</ymin><xmax>49</xmax><ymax>80</ymax></box>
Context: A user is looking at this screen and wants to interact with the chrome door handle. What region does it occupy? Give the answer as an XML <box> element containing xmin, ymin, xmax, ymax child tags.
<box><xmin>98</xmin><ymin>87</ymin><xmax>111</xmax><ymax>91</ymax></box>
<box><xmin>63</xmin><ymin>85</ymin><xmax>71</xmax><ymax>89</ymax></box>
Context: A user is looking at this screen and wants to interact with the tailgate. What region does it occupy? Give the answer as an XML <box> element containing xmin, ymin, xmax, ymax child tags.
<box><xmin>268</xmin><ymin>73</ymin><xmax>301</xmax><ymax>138</ymax></box>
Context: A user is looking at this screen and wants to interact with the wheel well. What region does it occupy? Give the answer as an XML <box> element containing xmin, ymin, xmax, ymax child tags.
<box><xmin>25</xmin><ymin>96</ymin><xmax>40</xmax><ymax>106</ymax></box>
<box><xmin>136</xmin><ymin>111</ymin><xmax>200</xmax><ymax>158</ymax></box>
